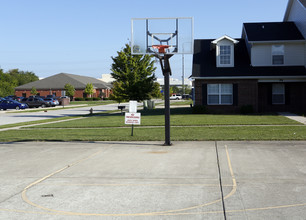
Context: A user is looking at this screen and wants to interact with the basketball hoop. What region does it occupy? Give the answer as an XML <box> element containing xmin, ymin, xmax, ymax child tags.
<box><xmin>152</xmin><ymin>45</ymin><xmax>169</xmax><ymax>53</ymax></box>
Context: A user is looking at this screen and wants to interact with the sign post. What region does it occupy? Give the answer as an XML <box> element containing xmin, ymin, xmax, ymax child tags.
<box><xmin>125</xmin><ymin>100</ymin><xmax>141</xmax><ymax>136</ymax></box>
<box><xmin>125</xmin><ymin>113</ymin><xmax>141</xmax><ymax>136</ymax></box>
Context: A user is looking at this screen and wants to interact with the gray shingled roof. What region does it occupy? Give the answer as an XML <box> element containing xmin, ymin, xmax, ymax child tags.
<box><xmin>243</xmin><ymin>22</ymin><xmax>304</xmax><ymax>42</ymax></box>
<box><xmin>15</xmin><ymin>73</ymin><xmax>111</xmax><ymax>90</ymax></box>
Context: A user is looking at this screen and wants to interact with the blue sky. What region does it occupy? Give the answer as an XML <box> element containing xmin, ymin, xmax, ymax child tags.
<box><xmin>0</xmin><ymin>0</ymin><xmax>289</xmax><ymax>79</ymax></box>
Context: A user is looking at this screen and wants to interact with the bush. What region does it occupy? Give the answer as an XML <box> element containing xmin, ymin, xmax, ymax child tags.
<box><xmin>85</xmin><ymin>97</ymin><xmax>94</xmax><ymax>101</ymax></box>
<box><xmin>192</xmin><ymin>105</ymin><xmax>207</xmax><ymax>114</ymax></box>
<box><xmin>93</xmin><ymin>97</ymin><xmax>100</xmax><ymax>101</ymax></box>
<box><xmin>240</xmin><ymin>105</ymin><xmax>254</xmax><ymax>114</ymax></box>
<box><xmin>103</xmin><ymin>97</ymin><xmax>109</xmax><ymax>100</ymax></box>
<box><xmin>75</xmin><ymin>97</ymin><xmax>85</xmax><ymax>101</ymax></box>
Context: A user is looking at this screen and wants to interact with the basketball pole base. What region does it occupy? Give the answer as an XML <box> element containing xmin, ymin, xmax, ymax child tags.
<box><xmin>156</xmin><ymin>54</ymin><xmax>173</xmax><ymax>146</ymax></box>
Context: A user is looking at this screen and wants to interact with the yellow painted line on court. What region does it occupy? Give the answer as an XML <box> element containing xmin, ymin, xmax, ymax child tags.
<box><xmin>223</xmin><ymin>145</ymin><xmax>237</xmax><ymax>200</ymax></box>
<box><xmin>157</xmin><ymin>202</ymin><xmax>306</xmax><ymax>216</ymax></box>
<box><xmin>1</xmin><ymin>143</ymin><xmax>304</xmax><ymax>216</ymax></box>
<box><xmin>40</xmin><ymin>183</ymin><xmax>232</xmax><ymax>187</ymax></box>
<box><xmin>19</xmin><ymin>144</ymin><xmax>238</xmax><ymax>216</ymax></box>
<box><xmin>3</xmin><ymin>201</ymin><xmax>306</xmax><ymax>217</ymax></box>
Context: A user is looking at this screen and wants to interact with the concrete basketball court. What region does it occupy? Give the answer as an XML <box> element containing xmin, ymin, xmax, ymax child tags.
<box><xmin>0</xmin><ymin>141</ymin><xmax>306</xmax><ymax>219</ymax></box>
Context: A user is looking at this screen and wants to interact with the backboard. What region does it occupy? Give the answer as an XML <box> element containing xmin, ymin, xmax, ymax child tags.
<box><xmin>131</xmin><ymin>17</ymin><xmax>194</xmax><ymax>55</ymax></box>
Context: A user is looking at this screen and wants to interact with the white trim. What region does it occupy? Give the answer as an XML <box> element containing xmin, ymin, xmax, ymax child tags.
<box><xmin>249</xmin><ymin>40</ymin><xmax>305</xmax><ymax>44</ymax></box>
<box><xmin>272</xmin><ymin>83</ymin><xmax>285</xmax><ymax>105</ymax></box>
<box><xmin>284</xmin><ymin>0</ymin><xmax>295</xmax><ymax>21</ymax></box>
<box><xmin>284</xmin><ymin>0</ymin><xmax>306</xmax><ymax>21</ymax></box>
<box><xmin>191</xmin><ymin>76</ymin><xmax>306</xmax><ymax>80</ymax></box>
<box><xmin>258</xmin><ymin>79</ymin><xmax>306</xmax><ymax>82</ymax></box>
<box><xmin>217</xmin><ymin>45</ymin><xmax>234</xmax><ymax>67</ymax></box>
<box><xmin>207</xmin><ymin>84</ymin><xmax>233</xmax><ymax>105</ymax></box>
<box><xmin>212</xmin><ymin>35</ymin><xmax>239</xmax><ymax>44</ymax></box>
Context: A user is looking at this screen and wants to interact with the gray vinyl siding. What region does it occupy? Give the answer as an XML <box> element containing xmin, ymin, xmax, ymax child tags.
<box><xmin>287</xmin><ymin>0</ymin><xmax>306</xmax><ymax>38</ymax></box>
<box><xmin>251</xmin><ymin>43</ymin><xmax>305</xmax><ymax>66</ymax></box>
<box><xmin>251</xmin><ymin>45</ymin><xmax>271</xmax><ymax>66</ymax></box>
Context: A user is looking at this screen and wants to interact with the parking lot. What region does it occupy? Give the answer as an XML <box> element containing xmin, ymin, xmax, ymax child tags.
<box><xmin>0</xmin><ymin>141</ymin><xmax>306</xmax><ymax>219</ymax></box>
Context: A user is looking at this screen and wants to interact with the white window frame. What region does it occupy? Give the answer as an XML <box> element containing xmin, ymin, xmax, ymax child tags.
<box><xmin>207</xmin><ymin>84</ymin><xmax>233</xmax><ymax>105</ymax></box>
<box><xmin>220</xmin><ymin>45</ymin><xmax>231</xmax><ymax>65</ymax></box>
<box><xmin>272</xmin><ymin>45</ymin><xmax>284</xmax><ymax>65</ymax></box>
<box><xmin>272</xmin><ymin>84</ymin><xmax>285</xmax><ymax>105</ymax></box>
<box><xmin>217</xmin><ymin>44</ymin><xmax>234</xmax><ymax>67</ymax></box>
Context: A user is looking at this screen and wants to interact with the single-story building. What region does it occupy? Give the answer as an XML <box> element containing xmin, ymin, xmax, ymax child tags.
<box><xmin>15</xmin><ymin>73</ymin><xmax>112</xmax><ymax>99</ymax></box>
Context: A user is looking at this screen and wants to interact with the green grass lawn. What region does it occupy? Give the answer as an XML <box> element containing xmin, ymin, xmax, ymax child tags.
<box><xmin>0</xmin><ymin>107</ymin><xmax>305</xmax><ymax>142</ymax></box>
<box><xmin>0</xmin><ymin>126</ymin><xmax>305</xmax><ymax>142</ymax></box>
<box><xmin>32</xmin><ymin>111</ymin><xmax>300</xmax><ymax>128</ymax></box>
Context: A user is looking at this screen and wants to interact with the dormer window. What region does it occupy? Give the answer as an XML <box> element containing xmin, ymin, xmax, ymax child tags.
<box><xmin>212</xmin><ymin>35</ymin><xmax>239</xmax><ymax>68</ymax></box>
<box><xmin>272</xmin><ymin>45</ymin><xmax>284</xmax><ymax>65</ymax></box>
<box><xmin>220</xmin><ymin>45</ymin><xmax>231</xmax><ymax>65</ymax></box>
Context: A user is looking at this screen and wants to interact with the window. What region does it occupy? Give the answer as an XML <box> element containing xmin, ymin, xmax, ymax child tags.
<box><xmin>272</xmin><ymin>84</ymin><xmax>285</xmax><ymax>104</ymax></box>
<box><xmin>207</xmin><ymin>84</ymin><xmax>233</xmax><ymax>105</ymax></box>
<box><xmin>272</xmin><ymin>45</ymin><xmax>284</xmax><ymax>65</ymax></box>
<box><xmin>220</xmin><ymin>45</ymin><xmax>231</xmax><ymax>65</ymax></box>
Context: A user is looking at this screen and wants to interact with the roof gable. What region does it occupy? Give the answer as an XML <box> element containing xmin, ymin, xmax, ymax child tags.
<box><xmin>243</xmin><ymin>22</ymin><xmax>305</xmax><ymax>42</ymax></box>
<box><xmin>212</xmin><ymin>35</ymin><xmax>239</xmax><ymax>44</ymax></box>
<box><xmin>15</xmin><ymin>73</ymin><xmax>110</xmax><ymax>90</ymax></box>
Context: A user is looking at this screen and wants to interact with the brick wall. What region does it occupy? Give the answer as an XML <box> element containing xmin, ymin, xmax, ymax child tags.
<box><xmin>194</xmin><ymin>79</ymin><xmax>258</xmax><ymax>113</ymax></box>
<box><xmin>258</xmin><ymin>82</ymin><xmax>306</xmax><ymax>113</ymax></box>
<box><xmin>194</xmin><ymin>79</ymin><xmax>306</xmax><ymax>114</ymax></box>
<box><xmin>15</xmin><ymin>88</ymin><xmax>112</xmax><ymax>99</ymax></box>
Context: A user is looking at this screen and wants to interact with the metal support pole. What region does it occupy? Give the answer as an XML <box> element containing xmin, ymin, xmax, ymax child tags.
<box><xmin>156</xmin><ymin>54</ymin><xmax>173</xmax><ymax>146</ymax></box>
<box><xmin>164</xmin><ymin>68</ymin><xmax>171</xmax><ymax>146</ymax></box>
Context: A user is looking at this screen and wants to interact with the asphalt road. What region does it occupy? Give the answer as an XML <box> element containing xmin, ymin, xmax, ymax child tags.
<box><xmin>0</xmin><ymin>141</ymin><xmax>305</xmax><ymax>220</ymax></box>
<box><xmin>0</xmin><ymin>103</ymin><xmax>127</xmax><ymax>126</ymax></box>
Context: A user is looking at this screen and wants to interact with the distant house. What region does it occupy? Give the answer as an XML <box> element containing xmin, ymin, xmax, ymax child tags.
<box><xmin>15</xmin><ymin>73</ymin><xmax>112</xmax><ymax>99</ymax></box>
<box><xmin>191</xmin><ymin>1</ymin><xmax>306</xmax><ymax>113</ymax></box>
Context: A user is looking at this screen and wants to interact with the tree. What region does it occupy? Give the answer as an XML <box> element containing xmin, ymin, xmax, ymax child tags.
<box><xmin>30</xmin><ymin>87</ymin><xmax>38</xmax><ymax>96</ymax></box>
<box><xmin>64</xmin><ymin>83</ymin><xmax>75</xmax><ymax>98</ymax></box>
<box><xmin>84</xmin><ymin>83</ymin><xmax>94</xmax><ymax>97</ymax></box>
<box><xmin>110</xmin><ymin>44</ymin><xmax>156</xmax><ymax>102</ymax></box>
<box><xmin>0</xmin><ymin>68</ymin><xmax>39</xmax><ymax>97</ymax></box>
<box><xmin>150</xmin><ymin>82</ymin><xmax>162</xmax><ymax>99</ymax></box>
<box><xmin>7</xmin><ymin>69</ymin><xmax>39</xmax><ymax>86</ymax></box>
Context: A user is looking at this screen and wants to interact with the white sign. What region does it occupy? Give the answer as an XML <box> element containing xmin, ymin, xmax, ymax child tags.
<box><xmin>129</xmin><ymin>100</ymin><xmax>138</xmax><ymax>113</ymax></box>
<box><xmin>125</xmin><ymin>113</ymin><xmax>141</xmax><ymax>125</ymax></box>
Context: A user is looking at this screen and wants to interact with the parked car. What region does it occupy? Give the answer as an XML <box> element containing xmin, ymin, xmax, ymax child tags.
<box><xmin>182</xmin><ymin>94</ymin><xmax>191</xmax><ymax>99</ymax></box>
<box><xmin>13</xmin><ymin>96</ymin><xmax>24</xmax><ymax>102</ymax></box>
<box><xmin>0</xmin><ymin>100</ymin><xmax>28</xmax><ymax>110</ymax></box>
<box><xmin>44</xmin><ymin>98</ymin><xmax>59</xmax><ymax>107</ymax></box>
<box><xmin>46</xmin><ymin>95</ymin><xmax>57</xmax><ymax>99</ymax></box>
<box><xmin>21</xmin><ymin>97</ymin><xmax>50</xmax><ymax>108</ymax></box>
<box><xmin>170</xmin><ymin>94</ymin><xmax>182</xmax><ymax>100</ymax></box>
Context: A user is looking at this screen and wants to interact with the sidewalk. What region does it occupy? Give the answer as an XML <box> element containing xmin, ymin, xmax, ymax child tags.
<box><xmin>278</xmin><ymin>112</ymin><xmax>306</xmax><ymax>125</ymax></box>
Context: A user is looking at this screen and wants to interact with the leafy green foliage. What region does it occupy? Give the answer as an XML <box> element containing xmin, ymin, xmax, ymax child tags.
<box><xmin>110</xmin><ymin>44</ymin><xmax>156</xmax><ymax>102</ymax></box>
<box><xmin>169</xmin><ymin>85</ymin><xmax>192</xmax><ymax>95</ymax></box>
<box><xmin>150</xmin><ymin>82</ymin><xmax>162</xmax><ymax>98</ymax></box>
<box><xmin>0</xmin><ymin>69</ymin><xmax>39</xmax><ymax>97</ymax></box>
<box><xmin>84</xmin><ymin>83</ymin><xmax>94</xmax><ymax>97</ymax></box>
<box><xmin>30</xmin><ymin>87</ymin><xmax>38</xmax><ymax>95</ymax></box>
<box><xmin>64</xmin><ymin>83</ymin><xmax>75</xmax><ymax>98</ymax></box>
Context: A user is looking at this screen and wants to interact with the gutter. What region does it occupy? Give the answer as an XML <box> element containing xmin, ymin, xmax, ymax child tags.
<box><xmin>191</xmin><ymin>75</ymin><xmax>306</xmax><ymax>80</ymax></box>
